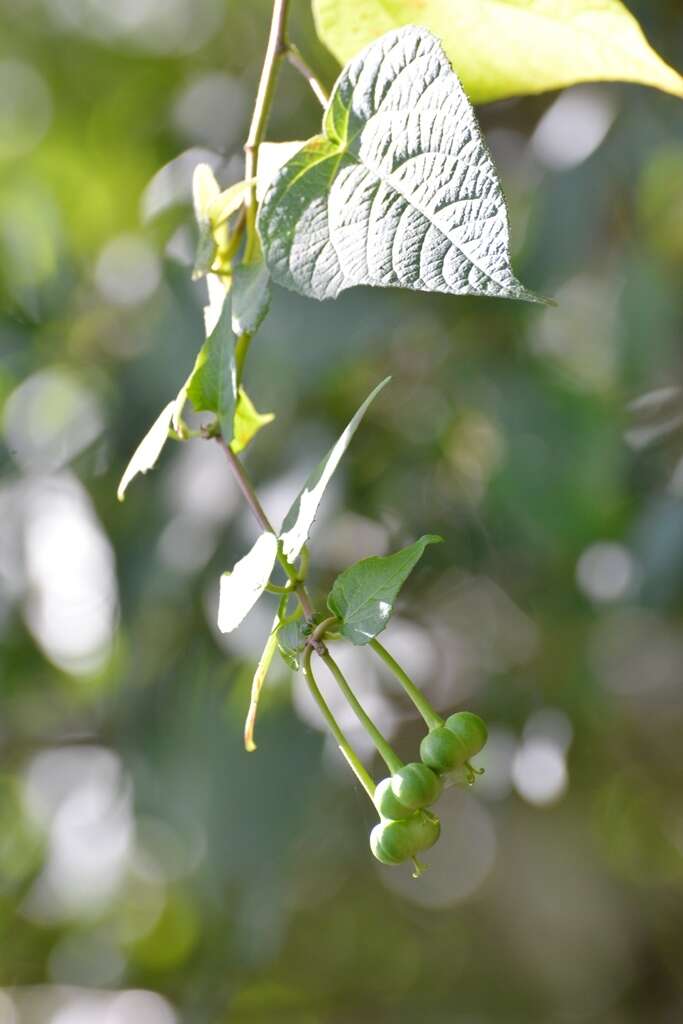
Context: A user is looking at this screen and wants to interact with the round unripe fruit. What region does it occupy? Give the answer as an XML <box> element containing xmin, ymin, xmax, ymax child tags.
<box><xmin>369</xmin><ymin>812</ymin><xmax>441</xmax><ymax>865</ymax></box>
<box><xmin>409</xmin><ymin>809</ymin><xmax>440</xmax><ymax>852</ymax></box>
<box><xmin>390</xmin><ymin>762</ymin><xmax>442</xmax><ymax>810</ymax></box>
<box><xmin>445</xmin><ymin>711</ymin><xmax>488</xmax><ymax>759</ymax></box>
<box><xmin>420</xmin><ymin>726</ymin><xmax>468</xmax><ymax>773</ymax></box>
<box><xmin>374</xmin><ymin>777</ymin><xmax>413</xmax><ymax>820</ymax></box>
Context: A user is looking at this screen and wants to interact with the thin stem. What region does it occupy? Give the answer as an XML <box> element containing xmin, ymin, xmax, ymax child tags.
<box><xmin>216</xmin><ymin>438</ymin><xmax>317</xmax><ymax>619</ymax></box>
<box><xmin>369</xmin><ymin>639</ymin><xmax>444</xmax><ymax>731</ymax></box>
<box><xmin>319</xmin><ymin>651</ymin><xmax>403</xmax><ymax>774</ymax></box>
<box><xmin>303</xmin><ymin>646</ymin><xmax>375</xmax><ymax>800</ymax></box>
<box><xmin>286</xmin><ymin>44</ymin><xmax>329</xmax><ymax>106</ymax></box>
<box><xmin>243</xmin><ymin>0</ymin><xmax>290</xmax><ymax>261</ymax></box>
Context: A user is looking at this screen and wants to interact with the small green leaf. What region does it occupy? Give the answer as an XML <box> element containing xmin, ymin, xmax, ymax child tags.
<box><xmin>232</xmin><ymin>254</ymin><xmax>270</xmax><ymax>336</ymax></box>
<box><xmin>192</xmin><ymin>164</ymin><xmax>221</xmax><ymax>280</ymax></box>
<box><xmin>327</xmin><ymin>535</ymin><xmax>442</xmax><ymax>645</ymax></box>
<box><xmin>312</xmin><ymin>0</ymin><xmax>683</xmax><ymax>104</ymax></box>
<box><xmin>217</xmin><ymin>532</ymin><xmax>279</xmax><ymax>634</ymax></box>
<box><xmin>193</xmin><ymin>163</ymin><xmax>220</xmax><ymax>223</ymax></box>
<box><xmin>279</xmin><ymin>377</ymin><xmax>390</xmax><ymax>561</ymax></box>
<box><xmin>277</xmin><ymin>619</ymin><xmax>307</xmax><ymax>671</ymax></box>
<box><xmin>117</xmin><ymin>400</ymin><xmax>175</xmax><ymax>502</ymax></box>
<box><xmin>184</xmin><ymin>298</ymin><xmax>237</xmax><ymax>442</ymax></box>
<box><xmin>231</xmin><ymin>387</ymin><xmax>275</xmax><ymax>454</ymax></box>
<box><xmin>208</xmin><ymin>178</ymin><xmax>252</xmax><ymax>227</ymax></box>
<box><xmin>258</xmin><ymin>27</ymin><xmax>540</xmax><ymax>304</ymax></box>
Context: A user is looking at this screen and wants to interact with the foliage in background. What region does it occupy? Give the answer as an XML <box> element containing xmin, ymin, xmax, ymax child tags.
<box><xmin>1</xmin><ymin>0</ymin><xmax>683</xmax><ymax>1021</ymax></box>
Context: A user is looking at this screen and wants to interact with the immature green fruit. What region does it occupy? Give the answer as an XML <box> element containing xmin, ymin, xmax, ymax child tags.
<box><xmin>390</xmin><ymin>762</ymin><xmax>442</xmax><ymax>811</ymax></box>
<box><xmin>374</xmin><ymin>777</ymin><xmax>413</xmax><ymax>820</ymax></box>
<box><xmin>445</xmin><ymin>711</ymin><xmax>488</xmax><ymax>760</ymax></box>
<box><xmin>419</xmin><ymin>725</ymin><xmax>468</xmax><ymax>774</ymax></box>
<box><xmin>370</xmin><ymin>811</ymin><xmax>441</xmax><ymax>865</ymax></box>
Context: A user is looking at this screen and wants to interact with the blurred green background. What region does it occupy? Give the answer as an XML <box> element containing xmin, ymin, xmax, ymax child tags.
<box><xmin>1</xmin><ymin>2</ymin><xmax>683</xmax><ymax>1022</ymax></box>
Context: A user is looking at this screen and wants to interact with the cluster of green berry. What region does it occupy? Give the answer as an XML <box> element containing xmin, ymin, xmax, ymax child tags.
<box><xmin>371</xmin><ymin>712</ymin><xmax>488</xmax><ymax>869</ymax></box>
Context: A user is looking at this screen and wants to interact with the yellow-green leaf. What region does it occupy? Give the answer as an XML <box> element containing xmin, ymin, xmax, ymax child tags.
<box><xmin>312</xmin><ymin>0</ymin><xmax>683</xmax><ymax>103</ymax></box>
<box><xmin>231</xmin><ymin>387</ymin><xmax>275</xmax><ymax>454</ymax></box>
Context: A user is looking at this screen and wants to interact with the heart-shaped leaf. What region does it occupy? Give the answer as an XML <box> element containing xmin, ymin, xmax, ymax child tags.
<box><xmin>327</xmin><ymin>535</ymin><xmax>442</xmax><ymax>644</ymax></box>
<box><xmin>312</xmin><ymin>0</ymin><xmax>683</xmax><ymax>104</ymax></box>
<box><xmin>279</xmin><ymin>377</ymin><xmax>389</xmax><ymax>562</ymax></box>
<box><xmin>258</xmin><ymin>26</ymin><xmax>539</xmax><ymax>304</ymax></box>
<box><xmin>217</xmin><ymin>532</ymin><xmax>279</xmax><ymax>634</ymax></box>
<box><xmin>117</xmin><ymin>400</ymin><xmax>175</xmax><ymax>502</ymax></box>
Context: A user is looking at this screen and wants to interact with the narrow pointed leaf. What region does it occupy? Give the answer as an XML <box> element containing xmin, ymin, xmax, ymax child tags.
<box><xmin>312</xmin><ymin>0</ymin><xmax>683</xmax><ymax>104</ymax></box>
<box><xmin>244</xmin><ymin>615</ymin><xmax>281</xmax><ymax>751</ymax></box>
<box><xmin>279</xmin><ymin>377</ymin><xmax>389</xmax><ymax>562</ymax></box>
<box><xmin>117</xmin><ymin>400</ymin><xmax>175</xmax><ymax>502</ymax></box>
<box><xmin>208</xmin><ymin>178</ymin><xmax>252</xmax><ymax>227</ymax></box>
<box><xmin>328</xmin><ymin>535</ymin><xmax>442</xmax><ymax>644</ymax></box>
<box><xmin>184</xmin><ymin>298</ymin><xmax>237</xmax><ymax>442</ymax></box>
<box><xmin>258</xmin><ymin>27</ymin><xmax>540</xmax><ymax>304</ymax></box>
<box><xmin>231</xmin><ymin>387</ymin><xmax>275</xmax><ymax>454</ymax></box>
<box><xmin>217</xmin><ymin>532</ymin><xmax>278</xmax><ymax>634</ymax></box>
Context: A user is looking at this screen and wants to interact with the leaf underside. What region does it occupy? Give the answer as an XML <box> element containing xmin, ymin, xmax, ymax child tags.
<box><xmin>312</xmin><ymin>0</ymin><xmax>683</xmax><ymax>104</ymax></box>
<box><xmin>279</xmin><ymin>377</ymin><xmax>390</xmax><ymax>562</ymax></box>
<box><xmin>217</xmin><ymin>532</ymin><xmax>279</xmax><ymax>634</ymax></box>
<box><xmin>328</xmin><ymin>534</ymin><xmax>442</xmax><ymax>644</ymax></box>
<box><xmin>258</xmin><ymin>27</ymin><xmax>541</xmax><ymax>304</ymax></box>
<box><xmin>117</xmin><ymin>400</ymin><xmax>175</xmax><ymax>502</ymax></box>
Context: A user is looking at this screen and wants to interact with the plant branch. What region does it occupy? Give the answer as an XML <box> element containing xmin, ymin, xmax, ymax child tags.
<box><xmin>216</xmin><ymin>438</ymin><xmax>316</xmax><ymax>619</ymax></box>
<box><xmin>369</xmin><ymin>639</ymin><xmax>444</xmax><ymax>731</ymax></box>
<box><xmin>303</xmin><ymin>646</ymin><xmax>376</xmax><ymax>800</ymax></box>
<box><xmin>319</xmin><ymin>651</ymin><xmax>403</xmax><ymax>774</ymax></box>
<box><xmin>286</xmin><ymin>44</ymin><xmax>329</xmax><ymax>106</ymax></box>
<box><xmin>243</xmin><ymin>0</ymin><xmax>290</xmax><ymax>260</ymax></box>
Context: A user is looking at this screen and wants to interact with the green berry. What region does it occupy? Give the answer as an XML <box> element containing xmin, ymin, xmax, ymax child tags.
<box><xmin>445</xmin><ymin>711</ymin><xmax>488</xmax><ymax>760</ymax></box>
<box><xmin>409</xmin><ymin>809</ymin><xmax>440</xmax><ymax>852</ymax></box>
<box><xmin>369</xmin><ymin>812</ymin><xmax>441</xmax><ymax>865</ymax></box>
<box><xmin>390</xmin><ymin>762</ymin><xmax>442</xmax><ymax>810</ymax></box>
<box><xmin>374</xmin><ymin>777</ymin><xmax>413</xmax><ymax>820</ymax></box>
<box><xmin>420</xmin><ymin>725</ymin><xmax>468</xmax><ymax>774</ymax></box>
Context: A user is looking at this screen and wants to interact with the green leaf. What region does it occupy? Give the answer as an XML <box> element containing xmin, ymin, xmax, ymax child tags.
<box><xmin>208</xmin><ymin>178</ymin><xmax>252</xmax><ymax>227</ymax></box>
<box><xmin>312</xmin><ymin>0</ymin><xmax>683</xmax><ymax>104</ymax></box>
<box><xmin>277</xmin><ymin>619</ymin><xmax>307</xmax><ymax>671</ymax></box>
<box><xmin>327</xmin><ymin>535</ymin><xmax>442</xmax><ymax>644</ymax></box>
<box><xmin>256</xmin><ymin>141</ymin><xmax>306</xmax><ymax>202</ymax></box>
<box><xmin>217</xmin><ymin>532</ymin><xmax>279</xmax><ymax>634</ymax></box>
<box><xmin>117</xmin><ymin>400</ymin><xmax>175</xmax><ymax>502</ymax></box>
<box><xmin>258</xmin><ymin>27</ymin><xmax>540</xmax><ymax>304</ymax></box>
<box><xmin>184</xmin><ymin>298</ymin><xmax>237</xmax><ymax>442</ymax></box>
<box><xmin>231</xmin><ymin>253</ymin><xmax>271</xmax><ymax>336</ymax></box>
<box><xmin>231</xmin><ymin>387</ymin><xmax>275</xmax><ymax>454</ymax></box>
<box><xmin>279</xmin><ymin>377</ymin><xmax>389</xmax><ymax>562</ymax></box>
<box><xmin>192</xmin><ymin>163</ymin><xmax>221</xmax><ymax>280</ymax></box>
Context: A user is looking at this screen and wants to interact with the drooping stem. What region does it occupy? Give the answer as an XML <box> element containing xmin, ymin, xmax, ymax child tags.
<box><xmin>286</xmin><ymin>44</ymin><xmax>329</xmax><ymax>106</ymax></box>
<box><xmin>243</xmin><ymin>0</ymin><xmax>290</xmax><ymax>261</ymax></box>
<box><xmin>303</xmin><ymin>646</ymin><xmax>376</xmax><ymax>799</ymax></box>
<box><xmin>216</xmin><ymin>438</ymin><xmax>316</xmax><ymax>619</ymax></box>
<box><xmin>319</xmin><ymin>651</ymin><xmax>404</xmax><ymax>775</ymax></box>
<box><xmin>369</xmin><ymin>639</ymin><xmax>444</xmax><ymax>731</ymax></box>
